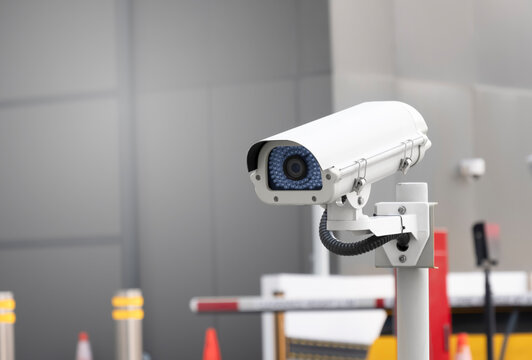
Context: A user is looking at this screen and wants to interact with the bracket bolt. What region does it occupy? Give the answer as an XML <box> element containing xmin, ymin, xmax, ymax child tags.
<box><xmin>398</xmin><ymin>206</ymin><xmax>407</xmax><ymax>215</ymax></box>
<box><xmin>357</xmin><ymin>196</ymin><xmax>364</xmax><ymax>205</ymax></box>
<box><xmin>399</xmin><ymin>255</ymin><xmax>407</xmax><ymax>263</ymax></box>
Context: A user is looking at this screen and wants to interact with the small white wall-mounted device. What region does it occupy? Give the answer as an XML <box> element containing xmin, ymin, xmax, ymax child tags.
<box><xmin>459</xmin><ymin>158</ymin><xmax>486</xmax><ymax>181</ymax></box>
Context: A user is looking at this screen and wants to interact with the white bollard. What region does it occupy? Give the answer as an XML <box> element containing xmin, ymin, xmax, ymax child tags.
<box><xmin>112</xmin><ymin>289</ymin><xmax>143</xmax><ymax>360</ymax></box>
<box><xmin>0</xmin><ymin>292</ymin><xmax>15</xmax><ymax>360</ymax></box>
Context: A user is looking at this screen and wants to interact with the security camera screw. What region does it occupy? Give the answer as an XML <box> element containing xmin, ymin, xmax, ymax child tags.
<box><xmin>398</xmin><ymin>206</ymin><xmax>407</xmax><ymax>215</ymax></box>
<box><xmin>357</xmin><ymin>196</ymin><xmax>364</xmax><ymax>205</ymax></box>
<box><xmin>399</xmin><ymin>255</ymin><xmax>407</xmax><ymax>263</ymax></box>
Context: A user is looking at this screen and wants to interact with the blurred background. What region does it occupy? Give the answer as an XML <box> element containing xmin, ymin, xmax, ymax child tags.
<box><xmin>0</xmin><ymin>0</ymin><xmax>531</xmax><ymax>358</ymax></box>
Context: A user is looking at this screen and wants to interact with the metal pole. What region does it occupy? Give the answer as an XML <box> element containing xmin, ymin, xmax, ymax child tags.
<box><xmin>0</xmin><ymin>292</ymin><xmax>15</xmax><ymax>360</ymax></box>
<box><xmin>311</xmin><ymin>205</ymin><xmax>329</xmax><ymax>275</ymax></box>
<box><xmin>395</xmin><ymin>183</ymin><xmax>430</xmax><ymax>360</ymax></box>
<box><xmin>112</xmin><ymin>289</ymin><xmax>143</xmax><ymax>360</ymax></box>
<box><xmin>396</xmin><ymin>268</ymin><xmax>430</xmax><ymax>360</ymax></box>
<box><xmin>485</xmin><ymin>267</ymin><xmax>495</xmax><ymax>360</ymax></box>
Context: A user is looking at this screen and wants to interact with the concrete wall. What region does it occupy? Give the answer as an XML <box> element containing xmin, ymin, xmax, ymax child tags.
<box><xmin>330</xmin><ymin>0</ymin><xmax>532</xmax><ymax>275</ymax></box>
<box><xmin>0</xmin><ymin>1</ymin><xmax>331</xmax><ymax>359</ymax></box>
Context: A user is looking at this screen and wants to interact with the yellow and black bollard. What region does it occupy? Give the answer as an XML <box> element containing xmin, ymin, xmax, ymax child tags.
<box><xmin>0</xmin><ymin>292</ymin><xmax>15</xmax><ymax>360</ymax></box>
<box><xmin>112</xmin><ymin>289</ymin><xmax>143</xmax><ymax>360</ymax></box>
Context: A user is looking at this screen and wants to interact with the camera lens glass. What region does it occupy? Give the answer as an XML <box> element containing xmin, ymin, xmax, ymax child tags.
<box><xmin>283</xmin><ymin>155</ymin><xmax>307</xmax><ymax>180</ymax></box>
<box><xmin>268</xmin><ymin>146</ymin><xmax>322</xmax><ymax>190</ymax></box>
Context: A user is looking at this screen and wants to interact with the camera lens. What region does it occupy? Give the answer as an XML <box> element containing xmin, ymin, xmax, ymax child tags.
<box><xmin>268</xmin><ymin>146</ymin><xmax>322</xmax><ymax>190</ymax></box>
<box><xmin>283</xmin><ymin>155</ymin><xmax>308</xmax><ymax>180</ymax></box>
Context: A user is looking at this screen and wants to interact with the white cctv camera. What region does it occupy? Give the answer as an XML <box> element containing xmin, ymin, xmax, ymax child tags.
<box><xmin>247</xmin><ymin>101</ymin><xmax>434</xmax><ymax>267</ymax></box>
<box><xmin>247</xmin><ymin>101</ymin><xmax>431</xmax><ymax>208</ymax></box>
<box><xmin>246</xmin><ymin>101</ymin><xmax>434</xmax><ymax>358</ymax></box>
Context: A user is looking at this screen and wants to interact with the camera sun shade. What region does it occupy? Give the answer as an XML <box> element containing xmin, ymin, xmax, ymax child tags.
<box><xmin>268</xmin><ymin>146</ymin><xmax>322</xmax><ymax>190</ymax></box>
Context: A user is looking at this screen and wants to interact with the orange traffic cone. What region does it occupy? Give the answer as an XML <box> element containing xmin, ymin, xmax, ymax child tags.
<box><xmin>203</xmin><ymin>328</ymin><xmax>222</xmax><ymax>360</ymax></box>
<box><xmin>75</xmin><ymin>331</ymin><xmax>93</xmax><ymax>360</ymax></box>
<box><xmin>455</xmin><ymin>333</ymin><xmax>472</xmax><ymax>360</ymax></box>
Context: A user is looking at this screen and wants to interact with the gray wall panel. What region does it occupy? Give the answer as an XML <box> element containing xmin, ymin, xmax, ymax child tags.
<box><xmin>330</xmin><ymin>0</ymin><xmax>394</xmax><ymax>75</ymax></box>
<box><xmin>136</xmin><ymin>90</ymin><xmax>216</xmax><ymax>359</ymax></box>
<box><xmin>210</xmin><ymin>0</ymin><xmax>298</xmax><ymax>85</ymax></box>
<box><xmin>0</xmin><ymin>100</ymin><xmax>121</xmax><ymax>240</ymax></box>
<box><xmin>0</xmin><ymin>0</ymin><xmax>116</xmax><ymax>100</ymax></box>
<box><xmin>297</xmin><ymin>0</ymin><xmax>331</xmax><ymax>75</ymax></box>
<box><xmin>393</xmin><ymin>0</ymin><xmax>475</xmax><ymax>83</ymax></box>
<box><xmin>332</xmin><ymin>73</ymin><xmax>395</xmax><ymax>111</ymax></box>
<box><xmin>297</xmin><ymin>75</ymin><xmax>332</xmax><ymax>125</ymax></box>
<box><xmin>0</xmin><ymin>1</ymin><xmax>332</xmax><ymax>358</ymax></box>
<box><xmin>0</xmin><ymin>243</ymin><xmax>121</xmax><ymax>360</ymax></box>
<box><xmin>217</xmin><ymin>315</ymin><xmax>262</xmax><ymax>359</ymax></box>
<box><xmin>134</xmin><ymin>0</ymin><xmax>211</xmax><ymax>92</ymax></box>
<box><xmin>474</xmin><ymin>86</ymin><xmax>532</xmax><ymax>270</ymax></box>
<box><xmin>475</xmin><ymin>0</ymin><xmax>532</xmax><ymax>88</ymax></box>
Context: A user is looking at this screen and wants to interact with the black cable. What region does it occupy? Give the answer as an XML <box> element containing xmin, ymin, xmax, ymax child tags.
<box><xmin>319</xmin><ymin>210</ymin><xmax>410</xmax><ymax>256</ymax></box>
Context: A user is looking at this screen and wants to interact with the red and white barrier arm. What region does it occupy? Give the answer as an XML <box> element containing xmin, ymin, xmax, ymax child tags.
<box><xmin>190</xmin><ymin>293</ymin><xmax>532</xmax><ymax>314</ymax></box>
<box><xmin>190</xmin><ymin>296</ymin><xmax>395</xmax><ymax>313</ymax></box>
<box><xmin>449</xmin><ymin>293</ymin><xmax>532</xmax><ymax>308</ymax></box>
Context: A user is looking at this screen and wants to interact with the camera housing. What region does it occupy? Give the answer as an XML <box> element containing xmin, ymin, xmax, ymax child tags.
<box><xmin>247</xmin><ymin>101</ymin><xmax>432</xmax><ymax>206</ymax></box>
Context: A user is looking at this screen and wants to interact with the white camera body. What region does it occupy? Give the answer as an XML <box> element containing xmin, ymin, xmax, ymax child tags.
<box><xmin>247</xmin><ymin>101</ymin><xmax>432</xmax><ymax>206</ymax></box>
